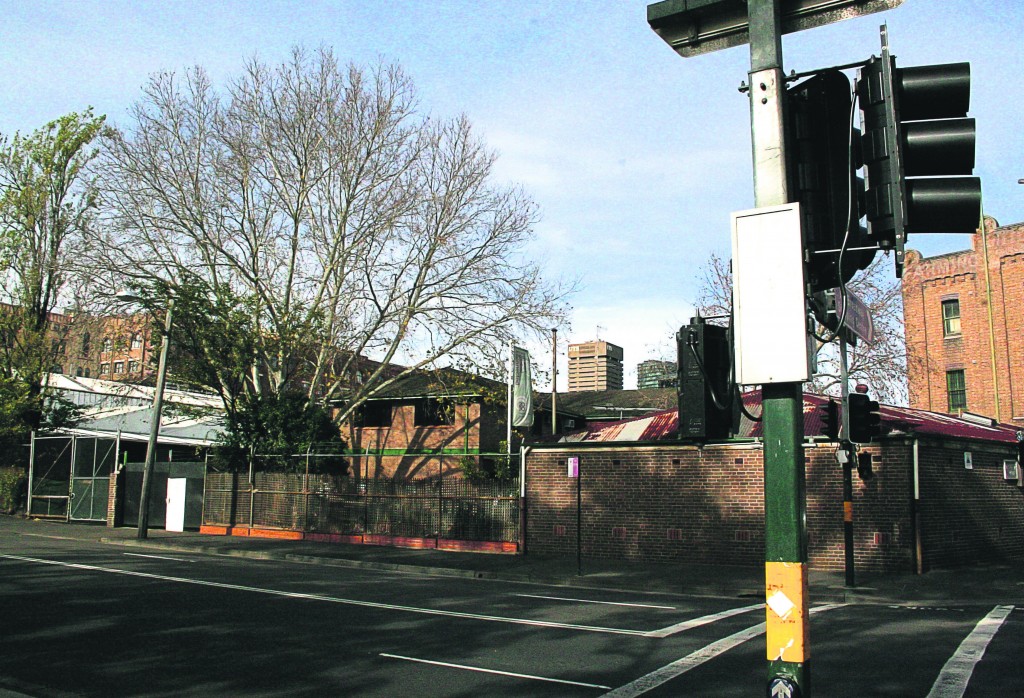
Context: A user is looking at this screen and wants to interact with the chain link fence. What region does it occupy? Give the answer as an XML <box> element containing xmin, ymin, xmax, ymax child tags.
<box><xmin>203</xmin><ymin>455</ymin><xmax>519</xmax><ymax>544</ymax></box>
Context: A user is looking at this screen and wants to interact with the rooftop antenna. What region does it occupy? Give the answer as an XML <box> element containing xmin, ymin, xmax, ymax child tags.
<box><xmin>596</xmin><ymin>325</ymin><xmax>605</xmax><ymax>340</ymax></box>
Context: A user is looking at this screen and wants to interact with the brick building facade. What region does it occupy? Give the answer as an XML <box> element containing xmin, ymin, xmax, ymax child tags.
<box><xmin>344</xmin><ymin>370</ymin><xmax>510</xmax><ymax>481</ymax></box>
<box><xmin>524</xmin><ymin>395</ymin><xmax>1024</xmax><ymax>572</ymax></box>
<box><xmin>1</xmin><ymin>303</ymin><xmax>153</xmax><ymax>383</ymax></box>
<box><xmin>902</xmin><ymin>217</ymin><xmax>1024</xmax><ymax>423</ymax></box>
<box><xmin>526</xmin><ymin>437</ymin><xmax>1023</xmax><ymax>573</ymax></box>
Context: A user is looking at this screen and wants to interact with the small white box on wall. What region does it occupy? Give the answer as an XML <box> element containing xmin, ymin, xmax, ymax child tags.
<box><xmin>964</xmin><ymin>452</ymin><xmax>973</xmax><ymax>469</ymax></box>
<box><xmin>1003</xmin><ymin>459</ymin><xmax>1019</xmax><ymax>481</ymax></box>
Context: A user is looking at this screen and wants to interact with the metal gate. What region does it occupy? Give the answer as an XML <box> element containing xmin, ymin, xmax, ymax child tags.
<box><xmin>29</xmin><ymin>433</ymin><xmax>118</xmax><ymax>521</ymax></box>
<box><xmin>27</xmin><ymin>435</ymin><xmax>73</xmax><ymax>519</ymax></box>
<box><xmin>69</xmin><ymin>437</ymin><xmax>116</xmax><ymax>522</ymax></box>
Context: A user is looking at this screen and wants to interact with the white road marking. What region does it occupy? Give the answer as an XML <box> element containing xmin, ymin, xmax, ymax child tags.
<box><xmin>380</xmin><ymin>653</ymin><xmax>612</xmax><ymax>690</ymax></box>
<box><xmin>0</xmin><ymin>555</ymin><xmax>646</xmax><ymax>636</ymax></box>
<box><xmin>20</xmin><ymin>533</ymin><xmax>77</xmax><ymax>541</ymax></box>
<box><xmin>123</xmin><ymin>553</ymin><xmax>194</xmax><ymax>562</ymax></box>
<box><xmin>648</xmin><ymin>602</ymin><xmax>763</xmax><ymax>638</ymax></box>
<box><xmin>514</xmin><ymin>593</ymin><xmax>676</xmax><ymax>610</ymax></box>
<box><xmin>926</xmin><ymin>604</ymin><xmax>1015</xmax><ymax>698</ymax></box>
<box><xmin>603</xmin><ymin>604</ymin><xmax>846</xmax><ymax>697</ymax></box>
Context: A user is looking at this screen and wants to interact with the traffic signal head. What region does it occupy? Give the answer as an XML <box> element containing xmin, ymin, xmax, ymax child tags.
<box><xmin>857</xmin><ymin>451</ymin><xmax>875</xmax><ymax>480</ymax></box>
<box><xmin>856</xmin><ymin>29</ymin><xmax>981</xmax><ymax>276</ymax></box>
<box><xmin>821</xmin><ymin>398</ymin><xmax>840</xmax><ymax>441</ymax></box>
<box><xmin>848</xmin><ymin>392</ymin><xmax>882</xmax><ymax>443</ymax></box>
<box><xmin>787</xmin><ymin>70</ymin><xmax>876</xmax><ymax>293</ymax></box>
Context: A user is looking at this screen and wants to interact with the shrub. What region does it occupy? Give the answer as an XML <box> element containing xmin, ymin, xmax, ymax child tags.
<box><xmin>0</xmin><ymin>467</ymin><xmax>28</xmax><ymax>514</ymax></box>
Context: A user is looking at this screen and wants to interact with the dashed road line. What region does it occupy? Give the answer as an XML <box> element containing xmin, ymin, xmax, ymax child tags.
<box><xmin>380</xmin><ymin>653</ymin><xmax>612</xmax><ymax>690</ymax></box>
<box><xmin>123</xmin><ymin>553</ymin><xmax>195</xmax><ymax>562</ymax></box>
<box><xmin>514</xmin><ymin>593</ymin><xmax>676</xmax><ymax>610</ymax></box>
<box><xmin>1</xmin><ymin>555</ymin><xmax>646</xmax><ymax>636</ymax></box>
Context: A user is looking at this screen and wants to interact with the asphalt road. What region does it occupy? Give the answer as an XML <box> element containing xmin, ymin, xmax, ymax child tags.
<box><xmin>0</xmin><ymin>525</ymin><xmax>1020</xmax><ymax>697</ymax></box>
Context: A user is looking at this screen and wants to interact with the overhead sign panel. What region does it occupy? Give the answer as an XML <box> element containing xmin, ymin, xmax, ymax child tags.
<box><xmin>647</xmin><ymin>0</ymin><xmax>903</xmax><ymax>57</ymax></box>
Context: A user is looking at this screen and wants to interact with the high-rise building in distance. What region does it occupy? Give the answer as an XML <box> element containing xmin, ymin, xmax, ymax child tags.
<box><xmin>568</xmin><ymin>340</ymin><xmax>624</xmax><ymax>392</ymax></box>
<box><xmin>637</xmin><ymin>359</ymin><xmax>677</xmax><ymax>389</ymax></box>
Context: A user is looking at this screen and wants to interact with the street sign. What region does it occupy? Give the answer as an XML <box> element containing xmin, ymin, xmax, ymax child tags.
<box><xmin>833</xmin><ymin>287</ymin><xmax>875</xmax><ymax>345</ymax></box>
<box><xmin>648</xmin><ymin>0</ymin><xmax>902</xmax><ymax>57</ymax></box>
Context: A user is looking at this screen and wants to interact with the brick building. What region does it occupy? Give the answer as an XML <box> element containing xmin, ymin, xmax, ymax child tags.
<box><xmin>902</xmin><ymin>217</ymin><xmax>1024</xmax><ymax>423</ymax></box>
<box><xmin>345</xmin><ymin>369</ymin><xmax>510</xmax><ymax>480</ymax></box>
<box><xmin>524</xmin><ymin>393</ymin><xmax>1024</xmax><ymax>572</ymax></box>
<box><xmin>1</xmin><ymin>303</ymin><xmax>153</xmax><ymax>383</ymax></box>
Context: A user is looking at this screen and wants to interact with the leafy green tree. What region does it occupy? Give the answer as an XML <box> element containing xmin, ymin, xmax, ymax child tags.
<box><xmin>219</xmin><ymin>392</ymin><xmax>346</xmax><ymax>473</ymax></box>
<box><xmin>0</xmin><ymin>109</ymin><xmax>105</xmax><ymax>438</ymax></box>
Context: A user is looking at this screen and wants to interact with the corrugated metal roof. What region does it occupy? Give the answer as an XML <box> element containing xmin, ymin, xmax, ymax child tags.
<box><xmin>554</xmin><ymin>391</ymin><xmax>1020</xmax><ymax>445</ymax></box>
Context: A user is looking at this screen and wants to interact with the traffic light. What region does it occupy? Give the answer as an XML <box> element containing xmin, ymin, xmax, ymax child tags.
<box><xmin>787</xmin><ymin>69</ymin><xmax>876</xmax><ymax>293</ymax></box>
<box><xmin>857</xmin><ymin>452</ymin><xmax>875</xmax><ymax>480</ymax></box>
<box><xmin>856</xmin><ymin>28</ymin><xmax>981</xmax><ymax>276</ymax></box>
<box><xmin>821</xmin><ymin>398</ymin><xmax>840</xmax><ymax>441</ymax></box>
<box><xmin>677</xmin><ymin>316</ymin><xmax>734</xmax><ymax>440</ymax></box>
<box><xmin>848</xmin><ymin>392</ymin><xmax>882</xmax><ymax>443</ymax></box>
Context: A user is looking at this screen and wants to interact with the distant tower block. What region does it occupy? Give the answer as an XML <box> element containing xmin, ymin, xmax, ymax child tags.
<box><xmin>568</xmin><ymin>340</ymin><xmax>624</xmax><ymax>392</ymax></box>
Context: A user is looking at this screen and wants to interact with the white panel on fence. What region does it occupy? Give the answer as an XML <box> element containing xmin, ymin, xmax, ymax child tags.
<box><xmin>165</xmin><ymin>478</ymin><xmax>187</xmax><ymax>532</ymax></box>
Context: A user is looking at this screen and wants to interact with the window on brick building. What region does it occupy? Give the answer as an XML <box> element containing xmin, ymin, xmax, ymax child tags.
<box><xmin>130</xmin><ymin>333</ymin><xmax>142</xmax><ymax>350</ymax></box>
<box><xmin>100</xmin><ymin>362</ymin><xmax>109</xmax><ymax>375</ymax></box>
<box><xmin>128</xmin><ymin>360</ymin><xmax>140</xmax><ymax>373</ymax></box>
<box><xmin>414</xmin><ymin>398</ymin><xmax>455</xmax><ymax>426</ymax></box>
<box><xmin>356</xmin><ymin>401</ymin><xmax>393</xmax><ymax>428</ymax></box>
<box><xmin>942</xmin><ymin>298</ymin><xmax>961</xmax><ymax>336</ymax></box>
<box><xmin>102</xmin><ymin>337</ymin><xmax>112</xmax><ymax>353</ymax></box>
<box><xmin>81</xmin><ymin>332</ymin><xmax>90</xmax><ymax>355</ymax></box>
<box><xmin>113</xmin><ymin>360</ymin><xmax>124</xmax><ymax>374</ymax></box>
<box><xmin>946</xmin><ymin>369</ymin><xmax>967</xmax><ymax>412</ymax></box>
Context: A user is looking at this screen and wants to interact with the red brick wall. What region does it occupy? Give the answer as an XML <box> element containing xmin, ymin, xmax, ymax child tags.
<box><xmin>903</xmin><ymin>220</ymin><xmax>1024</xmax><ymax>423</ymax></box>
<box><xmin>916</xmin><ymin>439</ymin><xmax>1024</xmax><ymax>569</ymax></box>
<box><xmin>525</xmin><ymin>441</ymin><xmax>914</xmax><ymax>572</ymax></box>
<box><xmin>527</xmin><ymin>437</ymin><xmax>1024</xmax><ymax>571</ymax></box>
<box><xmin>348</xmin><ymin>400</ymin><xmax>499</xmax><ymax>480</ymax></box>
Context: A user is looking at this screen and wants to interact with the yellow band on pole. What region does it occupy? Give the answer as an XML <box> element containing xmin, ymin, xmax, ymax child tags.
<box><xmin>844</xmin><ymin>500</ymin><xmax>853</xmax><ymax>522</ymax></box>
<box><xmin>765</xmin><ymin>561</ymin><xmax>809</xmax><ymax>663</ymax></box>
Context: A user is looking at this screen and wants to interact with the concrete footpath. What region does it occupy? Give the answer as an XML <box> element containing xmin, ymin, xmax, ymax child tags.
<box><xmin>9</xmin><ymin>517</ymin><xmax>1024</xmax><ymax>606</ymax></box>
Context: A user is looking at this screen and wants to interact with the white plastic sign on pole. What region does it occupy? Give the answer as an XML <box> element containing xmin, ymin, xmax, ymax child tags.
<box><xmin>731</xmin><ymin>203</ymin><xmax>811</xmax><ymax>385</ymax></box>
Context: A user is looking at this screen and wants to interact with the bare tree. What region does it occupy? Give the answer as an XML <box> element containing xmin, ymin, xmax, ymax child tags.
<box><xmin>693</xmin><ymin>251</ymin><xmax>908</xmax><ymax>405</ymax></box>
<box><xmin>94</xmin><ymin>48</ymin><xmax>570</xmax><ymax>428</ymax></box>
<box><xmin>694</xmin><ymin>251</ymin><xmax>732</xmax><ymax>324</ymax></box>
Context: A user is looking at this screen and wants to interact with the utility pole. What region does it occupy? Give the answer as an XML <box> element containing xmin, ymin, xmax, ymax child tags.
<box><xmin>839</xmin><ymin>336</ymin><xmax>856</xmax><ymax>587</ymax></box>
<box><xmin>551</xmin><ymin>328</ymin><xmax>558</xmax><ymax>435</ymax></box>
<box><xmin>648</xmin><ymin>2</ymin><xmax>906</xmax><ymax>695</ymax></box>
<box><xmin>746</xmin><ymin>3</ymin><xmax>810</xmax><ymax>694</ymax></box>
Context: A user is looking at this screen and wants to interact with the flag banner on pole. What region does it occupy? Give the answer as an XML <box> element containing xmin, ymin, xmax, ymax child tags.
<box><xmin>511</xmin><ymin>346</ymin><xmax>534</xmax><ymax>427</ymax></box>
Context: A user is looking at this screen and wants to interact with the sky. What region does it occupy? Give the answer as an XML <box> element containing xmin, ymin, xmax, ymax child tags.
<box><xmin>2</xmin><ymin>0</ymin><xmax>1022</xmax><ymax>388</ymax></box>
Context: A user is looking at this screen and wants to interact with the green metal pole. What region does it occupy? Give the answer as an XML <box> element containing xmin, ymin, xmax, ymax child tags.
<box><xmin>747</xmin><ymin>1</ymin><xmax>810</xmax><ymax>694</ymax></box>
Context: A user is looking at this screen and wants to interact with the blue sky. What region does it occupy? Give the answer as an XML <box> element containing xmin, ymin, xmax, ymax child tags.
<box><xmin>2</xmin><ymin>1</ymin><xmax>1022</xmax><ymax>387</ymax></box>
